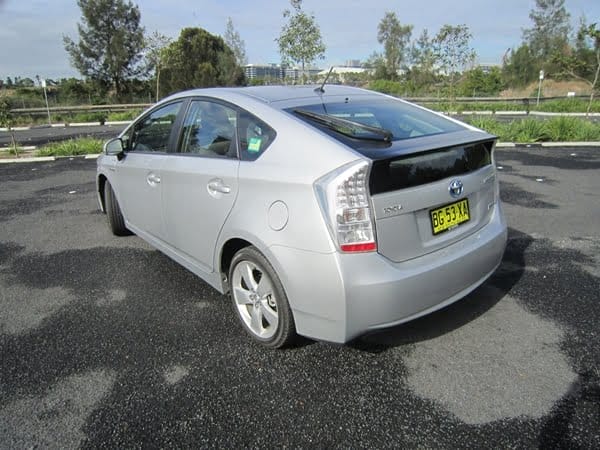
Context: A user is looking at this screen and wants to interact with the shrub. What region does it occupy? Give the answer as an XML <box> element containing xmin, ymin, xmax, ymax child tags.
<box><xmin>107</xmin><ymin>110</ymin><xmax>141</xmax><ymax>121</ymax></box>
<box><xmin>506</xmin><ymin>119</ymin><xmax>549</xmax><ymax>142</ymax></box>
<box><xmin>36</xmin><ymin>137</ymin><xmax>104</xmax><ymax>156</ymax></box>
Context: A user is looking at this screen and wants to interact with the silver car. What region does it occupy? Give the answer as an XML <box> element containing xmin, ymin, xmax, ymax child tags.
<box><xmin>97</xmin><ymin>85</ymin><xmax>507</xmax><ymax>348</ymax></box>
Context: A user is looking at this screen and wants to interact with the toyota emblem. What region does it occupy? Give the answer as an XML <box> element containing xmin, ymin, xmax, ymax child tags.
<box><xmin>449</xmin><ymin>179</ymin><xmax>464</xmax><ymax>198</ymax></box>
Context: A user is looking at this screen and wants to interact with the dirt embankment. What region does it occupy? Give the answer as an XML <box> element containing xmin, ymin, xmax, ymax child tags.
<box><xmin>501</xmin><ymin>80</ymin><xmax>592</xmax><ymax>98</ymax></box>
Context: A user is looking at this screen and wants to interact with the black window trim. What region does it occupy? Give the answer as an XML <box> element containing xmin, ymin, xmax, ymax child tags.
<box><xmin>169</xmin><ymin>95</ymin><xmax>278</xmax><ymax>162</ymax></box>
<box><xmin>173</xmin><ymin>96</ymin><xmax>240</xmax><ymax>160</ymax></box>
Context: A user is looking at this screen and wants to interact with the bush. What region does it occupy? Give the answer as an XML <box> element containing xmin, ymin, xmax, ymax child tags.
<box><xmin>506</xmin><ymin>119</ymin><xmax>549</xmax><ymax>142</ymax></box>
<box><xmin>369</xmin><ymin>79</ymin><xmax>405</xmax><ymax>96</ymax></box>
<box><xmin>465</xmin><ymin>116</ymin><xmax>600</xmax><ymax>142</ymax></box>
<box><xmin>107</xmin><ymin>110</ymin><xmax>141</xmax><ymax>121</ymax></box>
<box><xmin>36</xmin><ymin>137</ymin><xmax>104</xmax><ymax>156</ymax></box>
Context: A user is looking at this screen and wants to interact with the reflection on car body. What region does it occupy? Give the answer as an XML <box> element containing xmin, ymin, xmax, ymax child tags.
<box><xmin>96</xmin><ymin>85</ymin><xmax>507</xmax><ymax>348</ymax></box>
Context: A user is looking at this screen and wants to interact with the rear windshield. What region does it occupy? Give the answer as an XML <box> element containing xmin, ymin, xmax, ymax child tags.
<box><xmin>286</xmin><ymin>98</ymin><xmax>464</xmax><ymax>149</ymax></box>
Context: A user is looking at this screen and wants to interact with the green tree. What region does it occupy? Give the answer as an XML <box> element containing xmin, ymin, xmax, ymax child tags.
<box><xmin>458</xmin><ymin>67</ymin><xmax>504</xmax><ymax>97</ymax></box>
<box><xmin>434</xmin><ymin>24</ymin><xmax>476</xmax><ymax>97</ymax></box>
<box><xmin>377</xmin><ymin>12</ymin><xmax>413</xmax><ymax>80</ymax></box>
<box><xmin>224</xmin><ymin>17</ymin><xmax>247</xmax><ymax>67</ymax></box>
<box><xmin>144</xmin><ymin>31</ymin><xmax>172</xmax><ymax>101</ymax></box>
<box><xmin>160</xmin><ymin>28</ymin><xmax>245</xmax><ymax>95</ymax></box>
<box><xmin>0</xmin><ymin>97</ymin><xmax>18</xmax><ymax>156</ymax></box>
<box><xmin>63</xmin><ymin>0</ymin><xmax>145</xmax><ymax>98</ymax></box>
<box><xmin>363</xmin><ymin>51</ymin><xmax>388</xmax><ymax>80</ymax></box>
<box><xmin>502</xmin><ymin>44</ymin><xmax>540</xmax><ymax>87</ymax></box>
<box><xmin>276</xmin><ymin>0</ymin><xmax>326</xmax><ymax>81</ymax></box>
<box><xmin>555</xmin><ymin>21</ymin><xmax>600</xmax><ymax>112</ymax></box>
<box><xmin>523</xmin><ymin>0</ymin><xmax>571</xmax><ymax>61</ymax></box>
<box><xmin>408</xmin><ymin>28</ymin><xmax>438</xmax><ymax>91</ymax></box>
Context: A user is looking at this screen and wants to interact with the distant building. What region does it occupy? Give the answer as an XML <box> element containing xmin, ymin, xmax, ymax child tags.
<box><xmin>477</xmin><ymin>63</ymin><xmax>501</xmax><ymax>74</ymax></box>
<box><xmin>344</xmin><ymin>59</ymin><xmax>362</xmax><ymax>68</ymax></box>
<box><xmin>317</xmin><ymin>66</ymin><xmax>369</xmax><ymax>84</ymax></box>
<box><xmin>244</xmin><ymin>64</ymin><xmax>284</xmax><ymax>80</ymax></box>
<box><xmin>283</xmin><ymin>66</ymin><xmax>322</xmax><ymax>80</ymax></box>
<box><xmin>244</xmin><ymin>64</ymin><xmax>322</xmax><ymax>82</ymax></box>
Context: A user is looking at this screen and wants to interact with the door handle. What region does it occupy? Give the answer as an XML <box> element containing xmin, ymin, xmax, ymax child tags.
<box><xmin>207</xmin><ymin>179</ymin><xmax>231</xmax><ymax>194</ymax></box>
<box><xmin>147</xmin><ymin>173</ymin><xmax>161</xmax><ymax>185</ymax></box>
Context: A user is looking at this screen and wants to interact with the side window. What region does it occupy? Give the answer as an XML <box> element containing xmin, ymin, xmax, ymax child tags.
<box><xmin>130</xmin><ymin>102</ymin><xmax>182</xmax><ymax>152</ymax></box>
<box><xmin>237</xmin><ymin>111</ymin><xmax>276</xmax><ymax>161</ymax></box>
<box><xmin>180</xmin><ymin>101</ymin><xmax>237</xmax><ymax>158</ymax></box>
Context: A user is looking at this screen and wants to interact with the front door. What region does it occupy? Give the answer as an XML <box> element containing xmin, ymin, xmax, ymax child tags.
<box><xmin>116</xmin><ymin>101</ymin><xmax>183</xmax><ymax>241</ymax></box>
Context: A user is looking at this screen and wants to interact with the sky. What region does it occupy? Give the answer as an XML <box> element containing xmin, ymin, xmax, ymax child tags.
<box><xmin>0</xmin><ymin>0</ymin><xmax>598</xmax><ymax>80</ymax></box>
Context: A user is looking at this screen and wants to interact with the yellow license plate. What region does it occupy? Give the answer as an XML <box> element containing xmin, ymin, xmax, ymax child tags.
<box><xmin>430</xmin><ymin>199</ymin><xmax>470</xmax><ymax>235</ymax></box>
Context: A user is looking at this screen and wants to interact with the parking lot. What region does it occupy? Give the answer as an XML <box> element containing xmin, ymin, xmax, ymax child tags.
<box><xmin>1</xmin><ymin>147</ymin><xmax>599</xmax><ymax>447</ymax></box>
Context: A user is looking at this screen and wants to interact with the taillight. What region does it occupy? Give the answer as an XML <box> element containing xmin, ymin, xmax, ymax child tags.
<box><xmin>315</xmin><ymin>160</ymin><xmax>377</xmax><ymax>253</ymax></box>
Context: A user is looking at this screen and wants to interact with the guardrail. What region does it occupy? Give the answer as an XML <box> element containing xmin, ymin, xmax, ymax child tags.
<box><xmin>8</xmin><ymin>95</ymin><xmax>592</xmax><ymax>117</ymax></box>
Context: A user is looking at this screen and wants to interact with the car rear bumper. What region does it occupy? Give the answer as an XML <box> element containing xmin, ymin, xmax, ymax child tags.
<box><xmin>270</xmin><ymin>202</ymin><xmax>507</xmax><ymax>344</ymax></box>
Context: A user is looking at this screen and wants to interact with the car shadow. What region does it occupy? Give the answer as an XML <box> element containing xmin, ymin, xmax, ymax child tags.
<box><xmin>350</xmin><ymin>227</ymin><xmax>532</xmax><ymax>353</ymax></box>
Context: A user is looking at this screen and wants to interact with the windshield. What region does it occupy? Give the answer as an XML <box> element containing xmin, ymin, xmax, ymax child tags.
<box><xmin>287</xmin><ymin>98</ymin><xmax>465</xmax><ymax>148</ymax></box>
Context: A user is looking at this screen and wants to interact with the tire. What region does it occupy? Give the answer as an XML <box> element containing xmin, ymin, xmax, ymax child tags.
<box><xmin>104</xmin><ymin>181</ymin><xmax>131</xmax><ymax>236</ymax></box>
<box><xmin>229</xmin><ymin>246</ymin><xmax>297</xmax><ymax>348</ymax></box>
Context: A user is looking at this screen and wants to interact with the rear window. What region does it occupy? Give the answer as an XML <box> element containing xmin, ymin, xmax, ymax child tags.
<box><xmin>287</xmin><ymin>98</ymin><xmax>464</xmax><ymax>149</ymax></box>
<box><xmin>369</xmin><ymin>142</ymin><xmax>493</xmax><ymax>194</ymax></box>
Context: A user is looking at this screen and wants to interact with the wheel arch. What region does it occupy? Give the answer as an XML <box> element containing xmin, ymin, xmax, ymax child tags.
<box><xmin>219</xmin><ymin>238</ymin><xmax>253</xmax><ymax>293</ymax></box>
<box><xmin>97</xmin><ymin>173</ymin><xmax>108</xmax><ymax>213</ymax></box>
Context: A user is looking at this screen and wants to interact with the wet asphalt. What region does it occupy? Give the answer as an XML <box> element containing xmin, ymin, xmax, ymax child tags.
<box><xmin>0</xmin><ymin>147</ymin><xmax>599</xmax><ymax>448</ymax></box>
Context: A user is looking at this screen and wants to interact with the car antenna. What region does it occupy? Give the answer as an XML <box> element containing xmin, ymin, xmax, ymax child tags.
<box><xmin>315</xmin><ymin>66</ymin><xmax>334</xmax><ymax>94</ymax></box>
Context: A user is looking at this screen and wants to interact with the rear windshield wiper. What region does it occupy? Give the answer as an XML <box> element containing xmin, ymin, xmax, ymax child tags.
<box><xmin>294</xmin><ymin>109</ymin><xmax>393</xmax><ymax>142</ymax></box>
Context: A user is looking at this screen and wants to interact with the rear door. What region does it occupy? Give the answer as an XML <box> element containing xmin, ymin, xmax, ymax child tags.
<box><xmin>116</xmin><ymin>101</ymin><xmax>184</xmax><ymax>241</ymax></box>
<box><xmin>161</xmin><ymin>99</ymin><xmax>239</xmax><ymax>273</ymax></box>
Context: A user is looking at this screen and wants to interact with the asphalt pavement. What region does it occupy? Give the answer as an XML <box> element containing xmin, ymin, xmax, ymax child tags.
<box><xmin>0</xmin><ymin>124</ymin><xmax>126</xmax><ymax>148</ymax></box>
<box><xmin>0</xmin><ymin>147</ymin><xmax>599</xmax><ymax>447</ymax></box>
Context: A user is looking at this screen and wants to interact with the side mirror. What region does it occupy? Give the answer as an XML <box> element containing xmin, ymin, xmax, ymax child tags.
<box><xmin>104</xmin><ymin>138</ymin><xmax>125</xmax><ymax>160</ymax></box>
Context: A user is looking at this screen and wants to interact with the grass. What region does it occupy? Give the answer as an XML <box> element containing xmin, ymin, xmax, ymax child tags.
<box><xmin>466</xmin><ymin>116</ymin><xmax>600</xmax><ymax>143</ymax></box>
<box><xmin>422</xmin><ymin>98</ymin><xmax>600</xmax><ymax>113</ymax></box>
<box><xmin>35</xmin><ymin>137</ymin><xmax>104</xmax><ymax>156</ymax></box>
<box><xmin>107</xmin><ymin>110</ymin><xmax>141</xmax><ymax>121</ymax></box>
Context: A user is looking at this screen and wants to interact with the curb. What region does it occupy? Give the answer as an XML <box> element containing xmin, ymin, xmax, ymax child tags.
<box><xmin>0</xmin><ymin>153</ymin><xmax>101</xmax><ymax>163</ymax></box>
<box><xmin>497</xmin><ymin>142</ymin><xmax>600</xmax><ymax>148</ymax></box>
<box><xmin>0</xmin><ymin>156</ymin><xmax>56</xmax><ymax>164</ymax></box>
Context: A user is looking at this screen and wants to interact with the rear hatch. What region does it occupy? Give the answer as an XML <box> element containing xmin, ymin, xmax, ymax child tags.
<box><xmin>368</xmin><ymin>131</ymin><xmax>497</xmax><ymax>262</ymax></box>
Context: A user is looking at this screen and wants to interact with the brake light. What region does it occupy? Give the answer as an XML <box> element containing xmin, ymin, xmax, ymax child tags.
<box><xmin>315</xmin><ymin>161</ymin><xmax>377</xmax><ymax>253</ymax></box>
